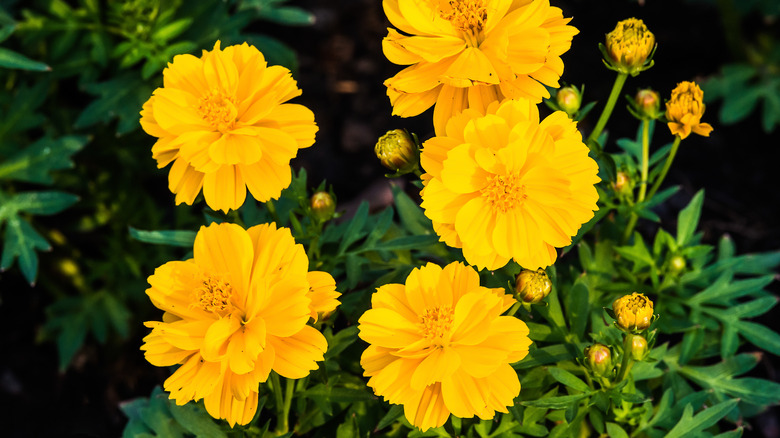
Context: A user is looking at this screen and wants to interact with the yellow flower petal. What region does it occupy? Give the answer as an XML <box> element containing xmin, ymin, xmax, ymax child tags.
<box><xmin>268</xmin><ymin>325</ymin><xmax>327</xmax><ymax>379</ymax></box>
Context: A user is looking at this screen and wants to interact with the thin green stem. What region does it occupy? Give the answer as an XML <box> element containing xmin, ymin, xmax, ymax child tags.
<box><xmin>266</xmin><ymin>198</ymin><xmax>280</xmax><ymax>224</ymax></box>
<box><xmin>646</xmin><ymin>136</ymin><xmax>682</xmax><ymax>200</ymax></box>
<box><xmin>282</xmin><ymin>377</ymin><xmax>295</xmax><ymax>434</ymax></box>
<box><xmin>615</xmin><ymin>335</ymin><xmax>634</xmax><ymax>383</ymax></box>
<box><xmin>621</xmin><ymin>119</ymin><xmax>651</xmax><ymax>244</ymax></box>
<box><xmin>271</xmin><ymin>373</ymin><xmax>287</xmax><ymax>434</ymax></box>
<box><xmin>586</xmin><ymin>72</ymin><xmax>629</xmax><ymax>147</ymax></box>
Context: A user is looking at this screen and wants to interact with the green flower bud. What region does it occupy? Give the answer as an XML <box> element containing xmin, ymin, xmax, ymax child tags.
<box><xmin>614</xmin><ymin>171</ymin><xmax>631</xmax><ymax>194</ymax></box>
<box><xmin>585</xmin><ymin>344</ymin><xmax>612</xmax><ymax>377</ymax></box>
<box><xmin>629</xmin><ymin>335</ymin><xmax>648</xmax><ymax>361</ymax></box>
<box><xmin>375</xmin><ymin>129</ymin><xmax>419</xmax><ymax>174</ymax></box>
<box><xmin>515</xmin><ymin>268</ymin><xmax>552</xmax><ymax>304</ymax></box>
<box><xmin>556</xmin><ymin>86</ymin><xmax>582</xmax><ymax>117</ymax></box>
<box><xmin>310</xmin><ymin>191</ymin><xmax>336</xmax><ymax>222</ymax></box>
<box><xmin>634</xmin><ymin>89</ymin><xmax>662</xmax><ymax>119</ymax></box>
<box><xmin>669</xmin><ymin>255</ymin><xmax>686</xmax><ymax>273</ymax></box>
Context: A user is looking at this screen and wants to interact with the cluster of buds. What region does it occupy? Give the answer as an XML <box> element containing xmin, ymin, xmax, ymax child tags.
<box><xmin>601</xmin><ymin>18</ymin><xmax>656</xmax><ymax>76</ymax></box>
<box><xmin>515</xmin><ymin>268</ymin><xmax>552</xmax><ymax>304</ymax></box>
<box><xmin>374</xmin><ymin>129</ymin><xmax>420</xmax><ymax>176</ymax></box>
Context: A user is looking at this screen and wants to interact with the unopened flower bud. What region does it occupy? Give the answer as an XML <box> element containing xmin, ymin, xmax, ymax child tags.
<box><xmin>556</xmin><ymin>86</ymin><xmax>582</xmax><ymax>117</ymax></box>
<box><xmin>629</xmin><ymin>335</ymin><xmax>648</xmax><ymax>361</ymax></box>
<box><xmin>585</xmin><ymin>344</ymin><xmax>612</xmax><ymax>377</ymax></box>
<box><xmin>310</xmin><ymin>191</ymin><xmax>336</xmax><ymax>222</ymax></box>
<box><xmin>614</xmin><ymin>171</ymin><xmax>630</xmax><ymax>193</ymax></box>
<box><xmin>634</xmin><ymin>89</ymin><xmax>661</xmax><ymax>119</ymax></box>
<box><xmin>375</xmin><ymin>129</ymin><xmax>419</xmax><ymax>174</ymax></box>
<box><xmin>669</xmin><ymin>255</ymin><xmax>686</xmax><ymax>273</ymax></box>
<box><xmin>603</xmin><ymin>18</ymin><xmax>655</xmax><ymax>76</ymax></box>
<box><xmin>612</xmin><ymin>292</ymin><xmax>654</xmax><ymax>333</ymax></box>
<box><xmin>515</xmin><ymin>268</ymin><xmax>552</xmax><ymax>304</ymax></box>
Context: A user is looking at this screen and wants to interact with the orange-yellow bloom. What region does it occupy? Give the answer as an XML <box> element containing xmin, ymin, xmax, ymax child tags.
<box><xmin>358</xmin><ymin>262</ymin><xmax>532</xmax><ymax>431</ymax></box>
<box><xmin>140</xmin><ymin>41</ymin><xmax>318</xmax><ymax>212</ymax></box>
<box><xmin>612</xmin><ymin>292</ymin><xmax>654</xmax><ymax>333</ymax></box>
<box><xmin>383</xmin><ymin>0</ymin><xmax>578</xmax><ymax>134</ymax></box>
<box><xmin>665</xmin><ymin>81</ymin><xmax>713</xmax><ymax>139</ymax></box>
<box><xmin>141</xmin><ymin>222</ymin><xmax>339</xmax><ymax>426</ymax></box>
<box><xmin>420</xmin><ymin>99</ymin><xmax>600</xmax><ymax>270</ymax></box>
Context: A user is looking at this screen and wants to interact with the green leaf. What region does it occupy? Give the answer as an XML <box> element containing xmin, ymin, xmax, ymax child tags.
<box><xmin>0</xmin><ymin>47</ymin><xmax>50</xmax><ymax>71</ymax></box>
<box><xmin>1</xmin><ymin>216</ymin><xmax>50</xmax><ymax>284</ymax></box>
<box><xmin>677</xmin><ymin>190</ymin><xmax>704</xmax><ymax>247</ymax></box>
<box><xmin>606</xmin><ymin>422</ymin><xmax>629</xmax><ymax>438</ymax></box>
<box><xmin>7</xmin><ymin>191</ymin><xmax>79</xmax><ymax>215</ymax></box>
<box><xmin>244</xmin><ymin>33</ymin><xmax>299</xmax><ymax>72</ymax></box>
<box><xmin>762</xmin><ymin>86</ymin><xmax>780</xmax><ymax>132</ymax></box>
<box><xmin>514</xmin><ymin>344</ymin><xmax>575</xmax><ymax>369</ymax></box>
<box><xmin>392</xmin><ymin>185</ymin><xmax>433</xmax><ymax>236</ymax></box>
<box><xmin>258</xmin><ymin>6</ymin><xmax>315</xmax><ymax>26</ymax></box>
<box><xmin>520</xmin><ymin>393</ymin><xmax>591</xmax><ymax>409</ymax></box>
<box><xmin>566</xmin><ymin>281</ymin><xmax>589</xmax><ymax>340</ymax></box>
<box><xmin>689</xmin><ymin>274</ymin><xmax>773</xmax><ymax>305</ymax></box>
<box><xmin>152</xmin><ymin>17</ymin><xmax>193</xmax><ymax>42</ymax></box>
<box><xmin>720</xmin><ymin>85</ymin><xmax>763</xmax><ymax>124</ymax></box>
<box><xmin>664</xmin><ymin>399</ymin><xmax>739</xmax><ymax>438</ymax></box>
<box><xmin>361</xmin><ymin>235</ymin><xmax>439</xmax><ymax>253</ymax></box>
<box><xmin>0</xmin><ymin>135</ymin><xmax>87</xmax><ymax>184</ymax></box>
<box><xmin>302</xmin><ymin>384</ymin><xmax>373</xmax><ymax>403</ymax></box>
<box><xmin>376</xmin><ymin>404</ymin><xmax>404</xmax><ymax>431</ymax></box>
<box><xmin>614</xmin><ymin>233</ymin><xmax>654</xmax><ymax>268</ymax></box>
<box><xmin>129</xmin><ymin>228</ymin><xmax>197</xmax><ymax>248</ymax></box>
<box><xmin>736</xmin><ymin>321</ymin><xmax>780</xmax><ymax>356</ymax></box>
<box><xmin>75</xmin><ymin>73</ymin><xmax>153</xmax><ymax>135</ymax></box>
<box><xmin>338</xmin><ymin>201</ymin><xmax>369</xmax><ymax>255</ymax></box>
<box><xmin>548</xmin><ymin>367</ymin><xmax>590</xmax><ymax>393</ymax></box>
<box><xmin>168</xmin><ymin>402</ymin><xmax>228</xmax><ymax>438</ymax></box>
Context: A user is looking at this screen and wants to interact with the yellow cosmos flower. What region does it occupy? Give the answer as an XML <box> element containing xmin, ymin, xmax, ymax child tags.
<box><xmin>602</xmin><ymin>18</ymin><xmax>655</xmax><ymax>76</ymax></box>
<box><xmin>383</xmin><ymin>0</ymin><xmax>578</xmax><ymax>134</ymax></box>
<box><xmin>140</xmin><ymin>41</ymin><xmax>318</xmax><ymax>212</ymax></box>
<box><xmin>665</xmin><ymin>81</ymin><xmax>713</xmax><ymax>139</ymax></box>
<box><xmin>358</xmin><ymin>262</ymin><xmax>532</xmax><ymax>431</ymax></box>
<box><xmin>420</xmin><ymin>99</ymin><xmax>600</xmax><ymax>270</ymax></box>
<box><xmin>141</xmin><ymin>222</ymin><xmax>339</xmax><ymax>426</ymax></box>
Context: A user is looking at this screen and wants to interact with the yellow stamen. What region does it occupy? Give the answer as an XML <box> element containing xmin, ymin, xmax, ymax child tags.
<box><xmin>195</xmin><ymin>275</ymin><xmax>233</xmax><ymax>314</ymax></box>
<box><xmin>420</xmin><ymin>306</ymin><xmax>454</xmax><ymax>346</ymax></box>
<box><xmin>481</xmin><ymin>174</ymin><xmax>527</xmax><ymax>213</ymax></box>
<box><xmin>436</xmin><ymin>0</ymin><xmax>487</xmax><ymax>35</ymax></box>
<box><xmin>197</xmin><ymin>89</ymin><xmax>237</xmax><ymax>132</ymax></box>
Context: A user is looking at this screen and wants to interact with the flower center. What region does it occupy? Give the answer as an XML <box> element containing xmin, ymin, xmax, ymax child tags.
<box><xmin>420</xmin><ymin>306</ymin><xmax>454</xmax><ymax>346</ymax></box>
<box><xmin>436</xmin><ymin>0</ymin><xmax>487</xmax><ymax>35</ymax></box>
<box><xmin>197</xmin><ymin>89</ymin><xmax>237</xmax><ymax>132</ymax></box>
<box><xmin>481</xmin><ymin>173</ymin><xmax>527</xmax><ymax>213</ymax></box>
<box><xmin>195</xmin><ymin>275</ymin><xmax>234</xmax><ymax>315</ymax></box>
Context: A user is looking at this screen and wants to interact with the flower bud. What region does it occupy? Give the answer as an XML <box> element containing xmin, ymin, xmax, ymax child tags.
<box><xmin>556</xmin><ymin>86</ymin><xmax>582</xmax><ymax>117</ymax></box>
<box><xmin>310</xmin><ymin>191</ymin><xmax>336</xmax><ymax>222</ymax></box>
<box><xmin>515</xmin><ymin>268</ymin><xmax>552</xmax><ymax>304</ymax></box>
<box><xmin>669</xmin><ymin>255</ymin><xmax>686</xmax><ymax>274</ymax></box>
<box><xmin>629</xmin><ymin>335</ymin><xmax>648</xmax><ymax>361</ymax></box>
<box><xmin>614</xmin><ymin>171</ymin><xmax>630</xmax><ymax>194</ymax></box>
<box><xmin>585</xmin><ymin>344</ymin><xmax>612</xmax><ymax>377</ymax></box>
<box><xmin>633</xmin><ymin>89</ymin><xmax>661</xmax><ymax>119</ymax></box>
<box><xmin>665</xmin><ymin>81</ymin><xmax>714</xmax><ymax>139</ymax></box>
<box><xmin>602</xmin><ymin>18</ymin><xmax>655</xmax><ymax>76</ymax></box>
<box><xmin>612</xmin><ymin>292</ymin><xmax>654</xmax><ymax>333</ymax></box>
<box><xmin>375</xmin><ymin>129</ymin><xmax>419</xmax><ymax>174</ymax></box>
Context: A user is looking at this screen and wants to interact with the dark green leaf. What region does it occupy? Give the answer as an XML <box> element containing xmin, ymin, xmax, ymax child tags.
<box><xmin>664</xmin><ymin>399</ymin><xmax>739</xmax><ymax>438</ymax></box>
<box><xmin>520</xmin><ymin>393</ymin><xmax>591</xmax><ymax>409</ymax></box>
<box><xmin>1</xmin><ymin>216</ymin><xmax>50</xmax><ymax>284</ymax></box>
<box><xmin>0</xmin><ymin>47</ymin><xmax>50</xmax><ymax>71</ymax></box>
<box><xmin>606</xmin><ymin>422</ymin><xmax>629</xmax><ymax>438</ymax></box>
<box><xmin>75</xmin><ymin>74</ymin><xmax>153</xmax><ymax>135</ymax></box>
<box><xmin>677</xmin><ymin>190</ymin><xmax>704</xmax><ymax>247</ymax></box>
<box><xmin>129</xmin><ymin>228</ymin><xmax>197</xmax><ymax>248</ymax></box>
<box><xmin>169</xmin><ymin>402</ymin><xmax>227</xmax><ymax>438</ymax></box>
<box><xmin>736</xmin><ymin>321</ymin><xmax>780</xmax><ymax>356</ymax></box>
<box><xmin>363</xmin><ymin>235</ymin><xmax>439</xmax><ymax>253</ymax></box>
<box><xmin>514</xmin><ymin>344</ymin><xmax>575</xmax><ymax>370</ymax></box>
<box><xmin>548</xmin><ymin>367</ymin><xmax>590</xmax><ymax>393</ymax></box>
<box><xmin>376</xmin><ymin>404</ymin><xmax>404</xmax><ymax>431</ymax></box>
<box><xmin>392</xmin><ymin>185</ymin><xmax>432</xmax><ymax>236</ymax></box>
<box><xmin>0</xmin><ymin>135</ymin><xmax>87</xmax><ymax>184</ymax></box>
<box><xmin>259</xmin><ymin>6</ymin><xmax>315</xmax><ymax>26</ymax></box>
<box><xmin>8</xmin><ymin>191</ymin><xmax>79</xmax><ymax>215</ymax></box>
<box><xmin>566</xmin><ymin>281</ymin><xmax>589</xmax><ymax>340</ymax></box>
<box><xmin>338</xmin><ymin>201</ymin><xmax>369</xmax><ymax>255</ymax></box>
<box><xmin>152</xmin><ymin>18</ymin><xmax>193</xmax><ymax>42</ymax></box>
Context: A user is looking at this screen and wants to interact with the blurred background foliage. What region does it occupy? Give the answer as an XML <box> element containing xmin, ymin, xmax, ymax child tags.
<box><xmin>0</xmin><ymin>0</ymin><xmax>779</xmax><ymax>436</ymax></box>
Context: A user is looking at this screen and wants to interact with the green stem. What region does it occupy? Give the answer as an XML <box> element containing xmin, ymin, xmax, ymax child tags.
<box><xmin>621</xmin><ymin>119</ymin><xmax>651</xmax><ymax>244</ymax></box>
<box><xmin>271</xmin><ymin>373</ymin><xmax>288</xmax><ymax>434</ymax></box>
<box><xmin>646</xmin><ymin>136</ymin><xmax>682</xmax><ymax>200</ymax></box>
<box><xmin>282</xmin><ymin>377</ymin><xmax>294</xmax><ymax>434</ymax></box>
<box><xmin>615</xmin><ymin>335</ymin><xmax>634</xmax><ymax>383</ymax></box>
<box><xmin>266</xmin><ymin>198</ymin><xmax>280</xmax><ymax>224</ymax></box>
<box><xmin>586</xmin><ymin>72</ymin><xmax>629</xmax><ymax>147</ymax></box>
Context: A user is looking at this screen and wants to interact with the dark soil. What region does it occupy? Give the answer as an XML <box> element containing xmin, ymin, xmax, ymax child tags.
<box><xmin>1</xmin><ymin>0</ymin><xmax>779</xmax><ymax>436</ymax></box>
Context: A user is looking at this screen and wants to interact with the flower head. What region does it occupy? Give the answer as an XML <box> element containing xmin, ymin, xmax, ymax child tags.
<box><xmin>375</xmin><ymin>129</ymin><xmax>419</xmax><ymax>174</ymax></box>
<box><xmin>665</xmin><ymin>81</ymin><xmax>713</xmax><ymax>139</ymax></box>
<box><xmin>515</xmin><ymin>268</ymin><xmax>552</xmax><ymax>304</ymax></box>
<box><xmin>630</xmin><ymin>88</ymin><xmax>661</xmax><ymax>120</ymax></box>
<box><xmin>383</xmin><ymin>0</ymin><xmax>578</xmax><ymax>134</ymax></box>
<box><xmin>612</xmin><ymin>292</ymin><xmax>654</xmax><ymax>333</ymax></box>
<box><xmin>141</xmin><ymin>222</ymin><xmax>339</xmax><ymax>426</ymax></box>
<box><xmin>358</xmin><ymin>262</ymin><xmax>531</xmax><ymax>431</ymax></box>
<box><xmin>310</xmin><ymin>191</ymin><xmax>336</xmax><ymax>223</ymax></box>
<box><xmin>140</xmin><ymin>41</ymin><xmax>318</xmax><ymax>212</ymax></box>
<box><xmin>420</xmin><ymin>99</ymin><xmax>600</xmax><ymax>270</ymax></box>
<box><xmin>602</xmin><ymin>18</ymin><xmax>655</xmax><ymax>76</ymax></box>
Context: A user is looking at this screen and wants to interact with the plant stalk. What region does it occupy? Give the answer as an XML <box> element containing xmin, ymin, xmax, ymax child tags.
<box><xmin>586</xmin><ymin>72</ymin><xmax>629</xmax><ymax>147</ymax></box>
<box><xmin>615</xmin><ymin>334</ymin><xmax>634</xmax><ymax>383</ymax></box>
<box><xmin>621</xmin><ymin>119</ymin><xmax>651</xmax><ymax>243</ymax></box>
<box><xmin>646</xmin><ymin>135</ymin><xmax>682</xmax><ymax>200</ymax></box>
